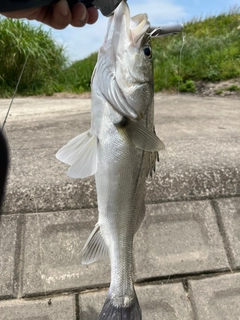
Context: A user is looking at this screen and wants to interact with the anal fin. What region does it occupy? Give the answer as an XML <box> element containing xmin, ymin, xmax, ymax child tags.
<box><xmin>82</xmin><ymin>223</ymin><xmax>108</xmax><ymax>265</ymax></box>
<box><xmin>56</xmin><ymin>130</ymin><xmax>98</xmax><ymax>179</ymax></box>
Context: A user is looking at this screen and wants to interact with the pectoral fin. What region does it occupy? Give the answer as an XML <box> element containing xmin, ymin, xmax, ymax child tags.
<box><xmin>82</xmin><ymin>223</ymin><xmax>108</xmax><ymax>265</ymax></box>
<box><xmin>116</xmin><ymin>119</ymin><xmax>165</xmax><ymax>152</ymax></box>
<box><xmin>56</xmin><ymin>130</ymin><xmax>98</xmax><ymax>179</ymax></box>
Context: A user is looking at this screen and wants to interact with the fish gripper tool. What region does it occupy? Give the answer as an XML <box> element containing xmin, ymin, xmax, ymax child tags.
<box><xmin>0</xmin><ymin>0</ymin><xmax>122</xmax><ymax>17</ymax></box>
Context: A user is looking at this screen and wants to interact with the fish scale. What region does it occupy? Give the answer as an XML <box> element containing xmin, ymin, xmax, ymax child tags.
<box><xmin>94</xmin><ymin>98</ymin><xmax>151</xmax><ymax>308</ymax></box>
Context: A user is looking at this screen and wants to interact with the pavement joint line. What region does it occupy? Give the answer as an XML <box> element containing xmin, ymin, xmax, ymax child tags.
<box><xmin>19</xmin><ymin>283</ymin><xmax>111</xmax><ymax>299</ymax></box>
<box><xmin>181</xmin><ymin>280</ymin><xmax>198</xmax><ymax>320</ymax></box>
<box><xmin>135</xmin><ymin>269</ymin><xmax>236</xmax><ymax>286</ymax></box>
<box><xmin>182</xmin><ymin>278</ymin><xmax>189</xmax><ymax>293</ymax></box>
<box><xmin>1</xmin><ymin>195</ymin><xmax>240</xmax><ymax>216</ymax></box>
<box><xmin>187</xmin><ymin>283</ymin><xmax>198</xmax><ymax>320</ymax></box>
<box><xmin>74</xmin><ymin>294</ymin><xmax>80</xmax><ymax>320</ymax></box>
<box><xmin>14</xmin><ymin>214</ymin><xmax>26</xmax><ymax>299</ymax></box>
<box><xmin>211</xmin><ymin>199</ymin><xmax>235</xmax><ymax>271</ymax></box>
<box><xmin>1</xmin><ymin>269</ymin><xmax>238</xmax><ymax>302</ymax></box>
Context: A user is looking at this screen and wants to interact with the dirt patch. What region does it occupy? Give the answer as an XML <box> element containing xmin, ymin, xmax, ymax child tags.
<box><xmin>50</xmin><ymin>92</ymin><xmax>91</xmax><ymax>99</ymax></box>
<box><xmin>195</xmin><ymin>78</ymin><xmax>240</xmax><ymax>98</ymax></box>
<box><xmin>29</xmin><ymin>92</ymin><xmax>91</xmax><ymax>99</ymax></box>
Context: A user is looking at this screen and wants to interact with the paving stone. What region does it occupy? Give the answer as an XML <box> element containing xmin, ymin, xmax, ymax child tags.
<box><xmin>79</xmin><ymin>283</ymin><xmax>193</xmax><ymax>320</ymax></box>
<box><xmin>80</xmin><ymin>289</ymin><xmax>105</xmax><ymax>320</ymax></box>
<box><xmin>188</xmin><ymin>273</ymin><xmax>240</xmax><ymax>320</ymax></box>
<box><xmin>22</xmin><ymin>210</ymin><xmax>110</xmax><ymax>296</ymax></box>
<box><xmin>215</xmin><ymin>198</ymin><xmax>240</xmax><ymax>269</ymax></box>
<box><xmin>134</xmin><ymin>201</ymin><xmax>229</xmax><ymax>280</ymax></box>
<box><xmin>0</xmin><ymin>215</ymin><xmax>19</xmax><ymax>298</ymax></box>
<box><xmin>137</xmin><ymin>283</ymin><xmax>193</xmax><ymax>320</ymax></box>
<box><xmin>0</xmin><ymin>295</ymin><xmax>76</xmax><ymax>320</ymax></box>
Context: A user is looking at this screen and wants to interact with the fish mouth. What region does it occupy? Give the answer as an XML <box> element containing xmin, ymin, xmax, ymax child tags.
<box><xmin>102</xmin><ymin>1</ymin><xmax>150</xmax><ymax>54</ymax></box>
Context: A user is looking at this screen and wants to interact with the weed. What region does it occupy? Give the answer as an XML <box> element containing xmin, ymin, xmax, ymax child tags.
<box><xmin>179</xmin><ymin>80</ymin><xmax>196</xmax><ymax>93</ymax></box>
<box><xmin>226</xmin><ymin>84</ymin><xmax>240</xmax><ymax>91</ymax></box>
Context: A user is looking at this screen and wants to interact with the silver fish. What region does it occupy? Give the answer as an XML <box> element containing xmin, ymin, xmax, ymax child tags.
<box><xmin>56</xmin><ymin>1</ymin><xmax>165</xmax><ymax>318</ymax></box>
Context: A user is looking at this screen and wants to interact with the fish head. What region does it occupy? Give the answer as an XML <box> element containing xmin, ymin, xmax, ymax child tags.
<box><xmin>95</xmin><ymin>0</ymin><xmax>154</xmax><ymax>120</ymax></box>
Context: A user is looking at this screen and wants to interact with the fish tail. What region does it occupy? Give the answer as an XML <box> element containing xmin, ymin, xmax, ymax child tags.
<box><xmin>98</xmin><ymin>292</ymin><xmax>142</xmax><ymax>320</ymax></box>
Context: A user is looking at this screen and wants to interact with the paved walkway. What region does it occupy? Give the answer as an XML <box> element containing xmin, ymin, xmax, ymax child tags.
<box><xmin>0</xmin><ymin>94</ymin><xmax>240</xmax><ymax>319</ymax></box>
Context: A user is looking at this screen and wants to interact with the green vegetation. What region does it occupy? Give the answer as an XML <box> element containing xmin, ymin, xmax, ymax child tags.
<box><xmin>178</xmin><ymin>80</ymin><xmax>196</xmax><ymax>93</ymax></box>
<box><xmin>0</xmin><ymin>17</ymin><xmax>67</xmax><ymax>97</ymax></box>
<box><xmin>58</xmin><ymin>53</ymin><xmax>97</xmax><ymax>93</ymax></box>
<box><xmin>152</xmin><ymin>6</ymin><xmax>240</xmax><ymax>91</ymax></box>
<box><xmin>0</xmin><ymin>7</ymin><xmax>240</xmax><ymax>97</ymax></box>
<box><xmin>226</xmin><ymin>84</ymin><xmax>240</xmax><ymax>91</ymax></box>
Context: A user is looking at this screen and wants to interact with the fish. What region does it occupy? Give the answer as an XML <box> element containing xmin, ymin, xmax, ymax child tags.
<box><xmin>56</xmin><ymin>1</ymin><xmax>165</xmax><ymax>318</ymax></box>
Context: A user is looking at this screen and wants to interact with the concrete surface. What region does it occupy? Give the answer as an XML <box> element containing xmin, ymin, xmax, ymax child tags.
<box><xmin>0</xmin><ymin>93</ymin><xmax>240</xmax><ymax>319</ymax></box>
<box><xmin>0</xmin><ymin>296</ymin><xmax>76</xmax><ymax>320</ymax></box>
<box><xmin>189</xmin><ymin>273</ymin><xmax>240</xmax><ymax>320</ymax></box>
<box><xmin>1</xmin><ymin>94</ymin><xmax>240</xmax><ymax>214</ymax></box>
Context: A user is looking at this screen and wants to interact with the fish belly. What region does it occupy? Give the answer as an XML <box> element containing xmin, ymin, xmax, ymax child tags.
<box><xmin>94</xmin><ymin>108</ymin><xmax>148</xmax><ymax>306</ymax></box>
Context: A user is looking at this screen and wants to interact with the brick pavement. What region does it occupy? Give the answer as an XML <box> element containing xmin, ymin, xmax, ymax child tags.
<box><xmin>0</xmin><ymin>95</ymin><xmax>240</xmax><ymax>319</ymax></box>
<box><xmin>1</xmin><ymin>199</ymin><xmax>240</xmax><ymax>319</ymax></box>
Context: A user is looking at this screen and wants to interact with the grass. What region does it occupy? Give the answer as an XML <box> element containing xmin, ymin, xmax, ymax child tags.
<box><xmin>58</xmin><ymin>53</ymin><xmax>97</xmax><ymax>93</ymax></box>
<box><xmin>152</xmin><ymin>6</ymin><xmax>240</xmax><ymax>92</ymax></box>
<box><xmin>0</xmin><ymin>17</ymin><xmax>67</xmax><ymax>97</ymax></box>
<box><xmin>0</xmin><ymin>7</ymin><xmax>240</xmax><ymax>97</ymax></box>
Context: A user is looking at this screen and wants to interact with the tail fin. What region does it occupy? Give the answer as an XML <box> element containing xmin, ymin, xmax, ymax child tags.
<box><xmin>98</xmin><ymin>294</ymin><xmax>142</xmax><ymax>320</ymax></box>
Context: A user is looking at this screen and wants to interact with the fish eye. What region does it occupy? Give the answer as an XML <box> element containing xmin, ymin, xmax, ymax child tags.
<box><xmin>143</xmin><ymin>47</ymin><xmax>152</xmax><ymax>59</ymax></box>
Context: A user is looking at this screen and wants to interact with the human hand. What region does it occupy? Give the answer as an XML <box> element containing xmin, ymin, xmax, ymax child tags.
<box><xmin>1</xmin><ymin>0</ymin><xmax>98</xmax><ymax>29</ymax></box>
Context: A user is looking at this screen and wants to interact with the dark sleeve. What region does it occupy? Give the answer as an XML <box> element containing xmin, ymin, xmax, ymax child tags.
<box><xmin>0</xmin><ymin>130</ymin><xmax>9</xmax><ymax>211</ymax></box>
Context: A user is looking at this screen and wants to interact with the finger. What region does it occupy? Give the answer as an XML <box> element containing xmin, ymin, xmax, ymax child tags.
<box><xmin>71</xmin><ymin>2</ymin><xmax>88</xmax><ymax>27</ymax></box>
<box><xmin>87</xmin><ymin>7</ymin><xmax>98</xmax><ymax>25</ymax></box>
<box><xmin>51</xmin><ymin>0</ymin><xmax>72</xmax><ymax>29</ymax></box>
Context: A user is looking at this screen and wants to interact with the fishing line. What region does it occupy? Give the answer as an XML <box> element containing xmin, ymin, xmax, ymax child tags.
<box><xmin>1</xmin><ymin>52</ymin><xmax>30</xmax><ymax>130</ymax></box>
<box><xmin>1</xmin><ymin>50</ymin><xmax>49</xmax><ymax>306</ymax></box>
<box><xmin>34</xmin><ymin>196</ymin><xmax>49</xmax><ymax>303</ymax></box>
<box><xmin>158</xmin><ymin>32</ymin><xmax>186</xmax><ymax>169</ymax></box>
<box><xmin>178</xmin><ymin>32</ymin><xmax>186</xmax><ymax>94</ymax></box>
